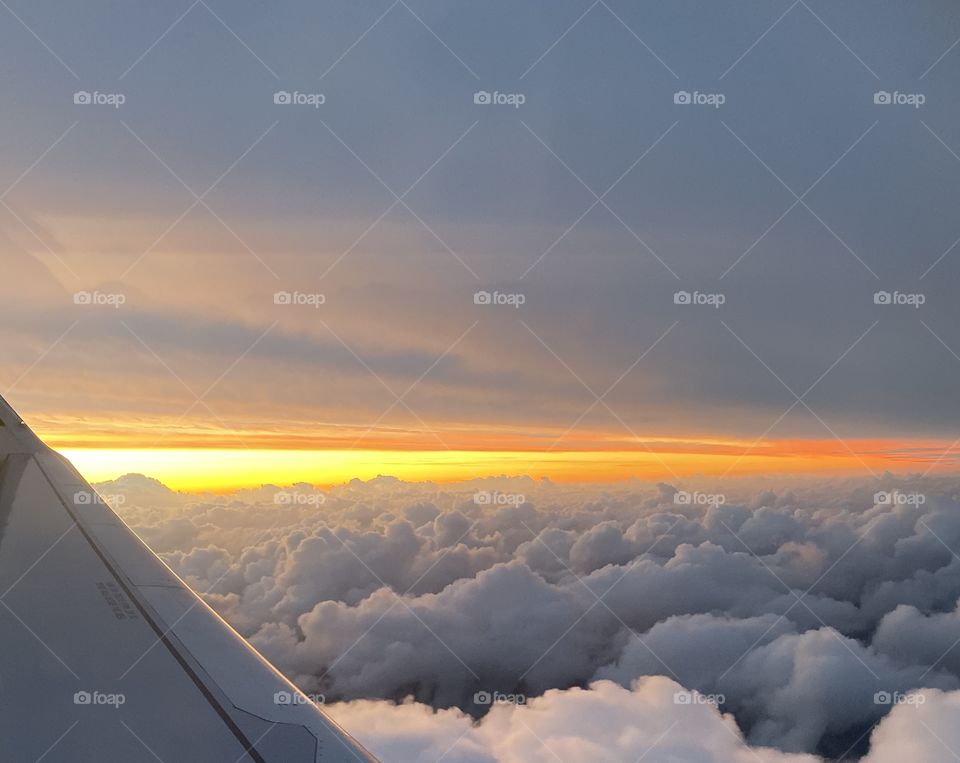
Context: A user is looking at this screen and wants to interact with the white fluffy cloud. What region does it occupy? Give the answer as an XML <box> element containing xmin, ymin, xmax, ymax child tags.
<box><xmin>327</xmin><ymin>678</ymin><xmax>822</xmax><ymax>763</ymax></box>
<box><xmin>861</xmin><ymin>689</ymin><xmax>960</xmax><ymax>763</ymax></box>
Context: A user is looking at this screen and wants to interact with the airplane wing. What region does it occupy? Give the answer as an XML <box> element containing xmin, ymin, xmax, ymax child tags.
<box><xmin>0</xmin><ymin>394</ymin><xmax>379</xmax><ymax>763</ymax></box>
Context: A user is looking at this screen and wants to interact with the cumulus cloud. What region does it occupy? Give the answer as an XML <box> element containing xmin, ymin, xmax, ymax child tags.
<box><xmin>100</xmin><ymin>473</ymin><xmax>960</xmax><ymax>760</ymax></box>
<box><xmin>716</xmin><ymin>628</ymin><xmax>956</xmax><ymax>755</ymax></box>
<box><xmin>327</xmin><ymin>678</ymin><xmax>821</xmax><ymax>763</ymax></box>
<box><xmin>873</xmin><ymin>598</ymin><xmax>960</xmax><ymax>674</ymax></box>
<box><xmin>861</xmin><ymin>689</ymin><xmax>960</xmax><ymax>763</ymax></box>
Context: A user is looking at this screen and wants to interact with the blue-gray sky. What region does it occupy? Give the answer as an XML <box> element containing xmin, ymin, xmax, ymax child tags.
<box><xmin>3</xmin><ymin>1</ymin><xmax>960</xmax><ymax>477</ymax></box>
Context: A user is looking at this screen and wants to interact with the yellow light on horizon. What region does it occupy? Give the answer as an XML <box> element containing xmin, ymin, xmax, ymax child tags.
<box><xmin>57</xmin><ymin>446</ymin><xmax>916</xmax><ymax>493</ymax></box>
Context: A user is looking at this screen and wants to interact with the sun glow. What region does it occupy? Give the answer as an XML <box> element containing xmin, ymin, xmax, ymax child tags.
<box><xmin>57</xmin><ymin>440</ymin><xmax>954</xmax><ymax>493</ymax></box>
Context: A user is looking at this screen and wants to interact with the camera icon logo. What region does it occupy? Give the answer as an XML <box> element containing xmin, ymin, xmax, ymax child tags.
<box><xmin>74</xmin><ymin>691</ymin><xmax>92</xmax><ymax>705</ymax></box>
<box><xmin>474</xmin><ymin>91</ymin><xmax>492</xmax><ymax>105</ymax></box>
<box><xmin>673</xmin><ymin>291</ymin><xmax>691</xmax><ymax>305</ymax></box>
<box><xmin>74</xmin><ymin>291</ymin><xmax>92</xmax><ymax>305</ymax></box>
<box><xmin>874</xmin><ymin>491</ymin><xmax>892</xmax><ymax>505</ymax></box>
<box><xmin>274</xmin><ymin>91</ymin><xmax>292</xmax><ymax>105</ymax></box>
<box><xmin>674</xmin><ymin>490</ymin><xmax>691</xmax><ymax>505</ymax></box>
<box><xmin>673</xmin><ymin>691</ymin><xmax>692</xmax><ymax>705</ymax></box>
<box><xmin>874</xmin><ymin>691</ymin><xmax>892</xmax><ymax>705</ymax></box>
<box><xmin>74</xmin><ymin>491</ymin><xmax>93</xmax><ymax>505</ymax></box>
<box><xmin>73</xmin><ymin>91</ymin><xmax>92</xmax><ymax>105</ymax></box>
<box><xmin>674</xmin><ymin>91</ymin><xmax>692</xmax><ymax>105</ymax></box>
<box><xmin>274</xmin><ymin>291</ymin><xmax>293</xmax><ymax>305</ymax></box>
<box><xmin>874</xmin><ymin>91</ymin><xmax>892</xmax><ymax>105</ymax></box>
<box><xmin>473</xmin><ymin>290</ymin><xmax>492</xmax><ymax>305</ymax></box>
<box><xmin>473</xmin><ymin>691</ymin><xmax>492</xmax><ymax>705</ymax></box>
<box><xmin>274</xmin><ymin>691</ymin><xmax>293</xmax><ymax>705</ymax></box>
<box><xmin>873</xmin><ymin>291</ymin><xmax>891</xmax><ymax>305</ymax></box>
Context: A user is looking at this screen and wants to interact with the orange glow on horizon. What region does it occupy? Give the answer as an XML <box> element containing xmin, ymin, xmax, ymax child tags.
<box><xmin>56</xmin><ymin>439</ymin><xmax>959</xmax><ymax>493</ymax></box>
<box><xmin>30</xmin><ymin>411</ymin><xmax>959</xmax><ymax>492</ymax></box>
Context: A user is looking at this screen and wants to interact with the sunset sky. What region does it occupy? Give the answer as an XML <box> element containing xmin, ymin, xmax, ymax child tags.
<box><xmin>4</xmin><ymin>1</ymin><xmax>960</xmax><ymax>490</ymax></box>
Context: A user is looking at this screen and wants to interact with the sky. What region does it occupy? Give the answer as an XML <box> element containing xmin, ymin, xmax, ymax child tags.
<box><xmin>6</xmin><ymin>6</ymin><xmax>960</xmax><ymax>762</ymax></box>
<box><xmin>3</xmin><ymin>1</ymin><xmax>960</xmax><ymax>489</ymax></box>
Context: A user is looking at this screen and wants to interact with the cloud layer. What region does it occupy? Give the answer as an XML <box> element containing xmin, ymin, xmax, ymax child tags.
<box><xmin>101</xmin><ymin>473</ymin><xmax>960</xmax><ymax>760</ymax></box>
